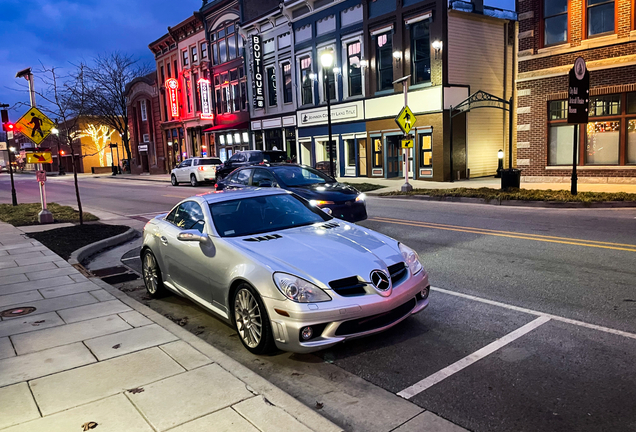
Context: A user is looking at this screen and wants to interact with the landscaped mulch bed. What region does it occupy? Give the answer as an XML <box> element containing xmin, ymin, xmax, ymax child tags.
<box><xmin>343</xmin><ymin>182</ymin><xmax>385</xmax><ymax>192</ymax></box>
<box><xmin>381</xmin><ymin>187</ymin><xmax>636</xmax><ymax>203</ymax></box>
<box><xmin>0</xmin><ymin>203</ymin><xmax>98</xmax><ymax>226</ymax></box>
<box><xmin>29</xmin><ymin>224</ymin><xmax>130</xmax><ymax>260</ymax></box>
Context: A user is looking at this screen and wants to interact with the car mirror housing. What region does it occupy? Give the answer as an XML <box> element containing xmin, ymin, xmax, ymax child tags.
<box><xmin>321</xmin><ymin>207</ymin><xmax>333</xmax><ymax>216</ymax></box>
<box><xmin>177</xmin><ymin>230</ymin><xmax>209</xmax><ymax>243</ymax></box>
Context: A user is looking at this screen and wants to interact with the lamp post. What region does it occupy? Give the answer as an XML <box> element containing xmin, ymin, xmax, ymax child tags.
<box><xmin>320</xmin><ymin>51</ymin><xmax>335</xmax><ymax>179</ymax></box>
<box><xmin>495</xmin><ymin>149</ymin><xmax>504</xmax><ymax>178</ymax></box>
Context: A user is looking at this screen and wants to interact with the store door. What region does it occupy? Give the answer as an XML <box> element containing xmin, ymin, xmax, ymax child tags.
<box><xmin>358</xmin><ymin>138</ymin><xmax>367</xmax><ymax>177</ymax></box>
<box><xmin>386</xmin><ymin>136</ymin><xmax>402</xmax><ymax>178</ymax></box>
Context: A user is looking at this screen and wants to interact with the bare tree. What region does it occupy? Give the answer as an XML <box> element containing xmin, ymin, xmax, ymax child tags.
<box><xmin>33</xmin><ymin>63</ymin><xmax>90</xmax><ymax>224</ymax></box>
<box><xmin>84</xmin><ymin>52</ymin><xmax>152</xmax><ymax>171</ymax></box>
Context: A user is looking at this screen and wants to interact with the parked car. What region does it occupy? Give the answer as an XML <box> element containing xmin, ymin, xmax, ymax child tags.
<box><xmin>141</xmin><ymin>188</ymin><xmax>429</xmax><ymax>354</ymax></box>
<box><xmin>216</xmin><ymin>164</ymin><xmax>367</xmax><ymax>222</ymax></box>
<box><xmin>314</xmin><ymin>160</ymin><xmax>337</xmax><ymax>176</ymax></box>
<box><xmin>171</xmin><ymin>157</ymin><xmax>222</xmax><ymax>187</ymax></box>
<box><xmin>215</xmin><ymin>150</ymin><xmax>288</xmax><ymax>180</ymax></box>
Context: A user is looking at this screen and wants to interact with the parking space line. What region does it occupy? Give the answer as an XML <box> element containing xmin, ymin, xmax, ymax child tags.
<box><xmin>432</xmin><ymin>286</ymin><xmax>636</xmax><ymax>341</ymax></box>
<box><xmin>397</xmin><ymin>316</ymin><xmax>551</xmax><ymax>400</ymax></box>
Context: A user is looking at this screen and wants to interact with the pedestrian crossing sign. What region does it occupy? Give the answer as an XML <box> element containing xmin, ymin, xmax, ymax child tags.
<box><xmin>395</xmin><ymin>105</ymin><xmax>416</xmax><ymax>135</ymax></box>
<box><xmin>15</xmin><ymin>107</ymin><xmax>55</xmax><ymax>146</ymax></box>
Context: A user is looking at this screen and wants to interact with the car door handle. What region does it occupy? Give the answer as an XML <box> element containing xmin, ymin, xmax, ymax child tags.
<box><xmin>160</xmin><ymin>236</ymin><xmax>168</xmax><ymax>245</ymax></box>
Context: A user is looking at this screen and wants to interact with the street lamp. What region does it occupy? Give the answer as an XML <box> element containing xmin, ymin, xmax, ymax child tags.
<box><xmin>495</xmin><ymin>149</ymin><xmax>504</xmax><ymax>178</ymax></box>
<box><xmin>320</xmin><ymin>50</ymin><xmax>335</xmax><ymax>178</ymax></box>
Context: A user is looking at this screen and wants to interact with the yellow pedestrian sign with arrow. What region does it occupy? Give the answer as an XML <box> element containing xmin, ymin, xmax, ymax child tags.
<box><xmin>15</xmin><ymin>107</ymin><xmax>55</xmax><ymax>146</ymax></box>
<box><xmin>395</xmin><ymin>105</ymin><xmax>416</xmax><ymax>135</ymax></box>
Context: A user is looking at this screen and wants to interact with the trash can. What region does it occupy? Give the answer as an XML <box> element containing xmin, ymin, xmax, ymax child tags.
<box><xmin>501</xmin><ymin>168</ymin><xmax>521</xmax><ymax>190</ymax></box>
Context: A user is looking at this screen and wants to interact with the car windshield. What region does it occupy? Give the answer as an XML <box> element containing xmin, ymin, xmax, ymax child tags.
<box><xmin>209</xmin><ymin>193</ymin><xmax>331</xmax><ymax>237</ymax></box>
<box><xmin>272</xmin><ymin>165</ymin><xmax>334</xmax><ymax>186</ymax></box>
<box><xmin>199</xmin><ymin>158</ymin><xmax>222</xmax><ymax>165</ymax></box>
<box><xmin>263</xmin><ymin>152</ymin><xmax>287</xmax><ymax>163</ymax></box>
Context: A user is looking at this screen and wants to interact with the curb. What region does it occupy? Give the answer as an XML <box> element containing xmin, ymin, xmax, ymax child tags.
<box><xmin>90</xmin><ymin>277</ymin><xmax>343</xmax><ymax>432</ymax></box>
<box><xmin>379</xmin><ymin>194</ymin><xmax>636</xmax><ymax>208</ymax></box>
<box><xmin>68</xmin><ymin>227</ymin><xmax>138</xmax><ymax>266</ymax></box>
<box><xmin>97</xmin><ymin>175</ymin><xmax>171</xmax><ymax>183</ymax></box>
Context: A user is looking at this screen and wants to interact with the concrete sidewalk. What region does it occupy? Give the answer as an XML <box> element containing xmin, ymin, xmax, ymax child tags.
<box><xmin>0</xmin><ymin>221</ymin><xmax>341</xmax><ymax>432</ymax></box>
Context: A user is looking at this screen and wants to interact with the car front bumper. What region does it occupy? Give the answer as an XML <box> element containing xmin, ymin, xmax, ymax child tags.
<box><xmin>262</xmin><ymin>269</ymin><xmax>429</xmax><ymax>353</ymax></box>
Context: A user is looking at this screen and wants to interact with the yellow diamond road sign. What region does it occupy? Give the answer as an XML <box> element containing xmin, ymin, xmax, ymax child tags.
<box><xmin>16</xmin><ymin>107</ymin><xmax>55</xmax><ymax>146</ymax></box>
<box><xmin>395</xmin><ymin>105</ymin><xmax>416</xmax><ymax>135</ymax></box>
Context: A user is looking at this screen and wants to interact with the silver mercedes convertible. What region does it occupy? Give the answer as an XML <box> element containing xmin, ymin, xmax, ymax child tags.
<box><xmin>141</xmin><ymin>188</ymin><xmax>430</xmax><ymax>354</ymax></box>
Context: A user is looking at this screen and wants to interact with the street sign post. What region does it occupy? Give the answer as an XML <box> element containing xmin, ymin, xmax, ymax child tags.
<box><xmin>394</xmin><ymin>98</ymin><xmax>416</xmax><ymax>192</ymax></box>
<box><xmin>567</xmin><ymin>57</ymin><xmax>590</xmax><ymax>195</ymax></box>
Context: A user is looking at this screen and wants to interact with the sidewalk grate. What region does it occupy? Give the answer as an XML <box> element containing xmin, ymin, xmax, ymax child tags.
<box><xmin>1</xmin><ymin>307</ymin><xmax>37</xmax><ymax>317</ymax></box>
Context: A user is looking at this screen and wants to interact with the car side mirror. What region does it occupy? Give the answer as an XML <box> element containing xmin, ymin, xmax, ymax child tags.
<box><xmin>177</xmin><ymin>230</ymin><xmax>209</xmax><ymax>243</ymax></box>
<box><xmin>321</xmin><ymin>207</ymin><xmax>333</xmax><ymax>216</ymax></box>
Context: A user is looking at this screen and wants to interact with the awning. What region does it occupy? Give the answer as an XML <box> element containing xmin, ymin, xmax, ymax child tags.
<box><xmin>203</xmin><ymin>121</ymin><xmax>249</xmax><ymax>132</ymax></box>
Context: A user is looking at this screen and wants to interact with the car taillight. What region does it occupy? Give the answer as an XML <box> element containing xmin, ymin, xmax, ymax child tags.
<box><xmin>214</xmin><ymin>183</ymin><xmax>218</xmax><ymax>189</ymax></box>
<box><xmin>198</xmin><ymin>166</ymin><xmax>204</xmax><ymax>171</ymax></box>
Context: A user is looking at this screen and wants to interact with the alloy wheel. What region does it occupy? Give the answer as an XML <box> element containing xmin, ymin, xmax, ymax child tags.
<box><xmin>234</xmin><ymin>288</ymin><xmax>263</xmax><ymax>348</ymax></box>
<box><xmin>143</xmin><ymin>252</ymin><xmax>158</xmax><ymax>294</ymax></box>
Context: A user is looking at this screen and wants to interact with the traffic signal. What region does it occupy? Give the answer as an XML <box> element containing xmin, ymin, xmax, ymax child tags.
<box><xmin>1</xmin><ymin>109</ymin><xmax>11</xmax><ymax>131</ymax></box>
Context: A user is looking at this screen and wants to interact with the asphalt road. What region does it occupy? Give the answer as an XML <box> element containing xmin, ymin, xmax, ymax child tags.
<box><xmin>3</xmin><ymin>173</ymin><xmax>636</xmax><ymax>432</ymax></box>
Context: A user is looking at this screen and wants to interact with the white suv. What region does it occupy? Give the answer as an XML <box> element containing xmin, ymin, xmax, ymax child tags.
<box><xmin>171</xmin><ymin>157</ymin><xmax>222</xmax><ymax>187</ymax></box>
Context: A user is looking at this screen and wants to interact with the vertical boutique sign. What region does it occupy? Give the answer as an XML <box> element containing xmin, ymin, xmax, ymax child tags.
<box><xmin>251</xmin><ymin>35</ymin><xmax>264</xmax><ymax>109</ymax></box>
<box><xmin>198</xmin><ymin>78</ymin><xmax>213</xmax><ymax>119</ymax></box>
<box><xmin>165</xmin><ymin>78</ymin><xmax>179</xmax><ymax>118</ymax></box>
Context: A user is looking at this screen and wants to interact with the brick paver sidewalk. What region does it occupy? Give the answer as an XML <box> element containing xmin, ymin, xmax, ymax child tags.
<box><xmin>0</xmin><ymin>221</ymin><xmax>341</xmax><ymax>432</ymax></box>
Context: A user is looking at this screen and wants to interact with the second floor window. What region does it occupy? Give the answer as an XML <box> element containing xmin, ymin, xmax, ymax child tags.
<box><xmin>587</xmin><ymin>0</ymin><xmax>614</xmax><ymax>37</ymax></box>
<box><xmin>300</xmin><ymin>56</ymin><xmax>313</xmax><ymax>105</ymax></box>
<box><xmin>376</xmin><ymin>32</ymin><xmax>393</xmax><ymax>91</ymax></box>
<box><xmin>182</xmin><ymin>50</ymin><xmax>189</xmax><ymax>67</ymax></box>
<box><xmin>267</xmin><ymin>67</ymin><xmax>277</xmax><ymax>107</ymax></box>
<box><xmin>191</xmin><ymin>47</ymin><xmax>198</xmax><ymax>63</ymax></box>
<box><xmin>214</xmin><ymin>67</ymin><xmax>247</xmax><ymax>115</ymax></box>
<box><xmin>282</xmin><ymin>62</ymin><xmax>293</xmax><ymax>103</ymax></box>
<box><xmin>201</xmin><ymin>43</ymin><xmax>208</xmax><ymax>59</ymax></box>
<box><xmin>347</xmin><ymin>42</ymin><xmax>362</xmax><ymax>96</ymax></box>
<box><xmin>411</xmin><ymin>21</ymin><xmax>431</xmax><ymax>85</ymax></box>
<box><xmin>185</xmin><ymin>77</ymin><xmax>192</xmax><ymax>113</ymax></box>
<box><xmin>544</xmin><ymin>0</ymin><xmax>568</xmax><ymax>45</ymax></box>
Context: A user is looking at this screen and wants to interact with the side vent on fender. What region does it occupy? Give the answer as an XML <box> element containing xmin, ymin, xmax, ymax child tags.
<box><xmin>321</xmin><ymin>222</ymin><xmax>340</xmax><ymax>229</ymax></box>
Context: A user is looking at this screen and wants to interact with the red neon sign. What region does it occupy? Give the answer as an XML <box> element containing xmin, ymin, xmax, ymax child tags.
<box><xmin>198</xmin><ymin>78</ymin><xmax>213</xmax><ymax>120</ymax></box>
<box><xmin>165</xmin><ymin>78</ymin><xmax>179</xmax><ymax>118</ymax></box>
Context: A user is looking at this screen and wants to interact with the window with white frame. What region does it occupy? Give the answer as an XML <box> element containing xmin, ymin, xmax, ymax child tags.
<box><xmin>376</xmin><ymin>32</ymin><xmax>393</xmax><ymax>91</ymax></box>
<box><xmin>300</xmin><ymin>56</ymin><xmax>313</xmax><ymax>105</ymax></box>
<box><xmin>191</xmin><ymin>46</ymin><xmax>198</xmax><ymax>63</ymax></box>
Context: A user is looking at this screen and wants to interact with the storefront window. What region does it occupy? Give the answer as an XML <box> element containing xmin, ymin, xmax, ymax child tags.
<box><xmin>420</xmin><ymin>134</ymin><xmax>432</xmax><ymax>167</ymax></box>
<box><xmin>549</xmin><ymin>124</ymin><xmax>575</xmax><ymax>165</ymax></box>
<box><xmin>345</xmin><ymin>139</ymin><xmax>356</xmax><ymax>167</ymax></box>
<box><xmin>586</xmin><ymin>121</ymin><xmax>620</xmax><ymax>164</ymax></box>
<box><xmin>628</xmin><ymin>120</ymin><xmax>636</xmax><ymax>164</ymax></box>
<box><xmin>376</xmin><ymin>32</ymin><xmax>393</xmax><ymax>91</ymax></box>
<box><xmin>372</xmin><ymin>138</ymin><xmax>383</xmax><ymax>168</ymax></box>
<box><xmin>411</xmin><ymin>20</ymin><xmax>431</xmax><ymax>85</ymax></box>
<box><xmin>347</xmin><ymin>42</ymin><xmax>362</xmax><ymax>97</ymax></box>
<box><xmin>285</xmin><ymin>127</ymin><xmax>297</xmax><ymax>162</ymax></box>
<box><xmin>587</xmin><ymin>0</ymin><xmax>614</xmax><ymax>37</ymax></box>
<box><xmin>265</xmin><ymin>129</ymin><xmax>283</xmax><ymax>150</ymax></box>
<box><xmin>548</xmin><ymin>100</ymin><xmax>576</xmax><ymax>165</ymax></box>
<box><xmin>590</xmin><ymin>94</ymin><xmax>620</xmax><ymax>117</ymax></box>
<box><xmin>254</xmin><ymin>131</ymin><xmax>264</xmax><ymax>150</ymax></box>
<box><xmin>544</xmin><ymin>0</ymin><xmax>568</xmax><ymax>46</ymax></box>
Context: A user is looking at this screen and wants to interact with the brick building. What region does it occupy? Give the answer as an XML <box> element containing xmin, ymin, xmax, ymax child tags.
<box><xmin>125</xmin><ymin>73</ymin><xmax>166</xmax><ymax>174</ymax></box>
<box><xmin>517</xmin><ymin>0</ymin><xmax>636</xmax><ymax>183</ymax></box>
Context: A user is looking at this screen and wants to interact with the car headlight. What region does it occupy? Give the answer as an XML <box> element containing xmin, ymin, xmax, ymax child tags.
<box><xmin>355</xmin><ymin>193</ymin><xmax>366</xmax><ymax>202</ymax></box>
<box><xmin>399</xmin><ymin>243</ymin><xmax>423</xmax><ymax>275</ymax></box>
<box><xmin>273</xmin><ymin>273</ymin><xmax>332</xmax><ymax>303</ymax></box>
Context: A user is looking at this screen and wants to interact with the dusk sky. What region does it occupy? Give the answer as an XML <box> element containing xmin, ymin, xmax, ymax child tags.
<box><xmin>0</xmin><ymin>0</ymin><xmax>514</xmax><ymax>117</ymax></box>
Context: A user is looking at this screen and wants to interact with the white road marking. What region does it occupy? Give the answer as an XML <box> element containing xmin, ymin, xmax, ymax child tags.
<box><xmin>432</xmin><ymin>286</ymin><xmax>636</xmax><ymax>341</ymax></box>
<box><xmin>397</xmin><ymin>316</ymin><xmax>551</xmax><ymax>399</ymax></box>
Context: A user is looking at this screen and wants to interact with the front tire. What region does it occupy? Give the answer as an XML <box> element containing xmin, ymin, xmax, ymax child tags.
<box><xmin>190</xmin><ymin>174</ymin><xmax>199</xmax><ymax>187</ymax></box>
<box><xmin>142</xmin><ymin>249</ymin><xmax>167</xmax><ymax>298</ymax></box>
<box><xmin>233</xmin><ymin>283</ymin><xmax>275</xmax><ymax>355</ymax></box>
<box><xmin>171</xmin><ymin>174</ymin><xmax>179</xmax><ymax>186</ymax></box>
